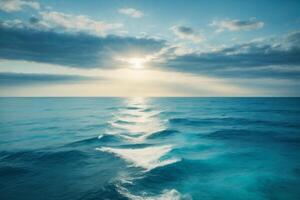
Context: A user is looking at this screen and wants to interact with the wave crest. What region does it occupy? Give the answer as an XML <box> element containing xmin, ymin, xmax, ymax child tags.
<box><xmin>96</xmin><ymin>145</ymin><xmax>180</xmax><ymax>171</ymax></box>
<box><xmin>118</xmin><ymin>187</ymin><xmax>190</xmax><ymax>200</ymax></box>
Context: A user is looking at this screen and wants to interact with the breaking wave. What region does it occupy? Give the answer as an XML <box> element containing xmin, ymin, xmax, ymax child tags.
<box><xmin>96</xmin><ymin>145</ymin><xmax>180</xmax><ymax>171</ymax></box>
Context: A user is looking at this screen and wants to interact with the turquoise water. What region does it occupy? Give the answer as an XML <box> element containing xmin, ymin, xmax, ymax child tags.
<box><xmin>0</xmin><ymin>98</ymin><xmax>300</xmax><ymax>200</ymax></box>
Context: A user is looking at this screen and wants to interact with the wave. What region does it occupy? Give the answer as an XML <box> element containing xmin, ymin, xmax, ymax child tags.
<box><xmin>115</xmin><ymin>143</ymin><xmax>153</xmax><ymax>149</ymax></box>
<box><xmin>168</xmin><ymin>117</ymin><xmax>299</xmax><ymax>128</ymax></box>
<box><xmin>117</xmin><ymin>187</ymin><xmax>188</xmax><ymax>200</ymax></box>
<box><xmin>0</xmin><ymin>165</ymin><xmax>30</xmax><ymax>177</ymax></box>
<box><xmin>66</xmin><ymin>137</ymin><xmax>100</xmax><ymax>146</ymax></box>
<box><xmin>125</xmin><ymin>106</ymin><xmax>141</xmax><ymax>110</ymax></box>
<box><xmin>118</xmin><ymin>128</ymin><xmax>167</xmax><ymax>143</ymax></box>
<box><xmin>114</xmin><ymin>119</ymin><xmax>136</xmax><ymax>125</ymax></box>
<box><xmin>201</xmin><ymin>129</ymin><xmax>277</xmax><ymax>144</ymax></box>
<box><xmin>0</xmin><ymin>149</ymin><xmax>87</xmax><ymax>164</ymax></box>
<box><xmin>106</xmin><ymin>106</ymin><xmax>120</xmax><ymax>111</ymax></box>
<box><xmin>108</xmin><ymin>121</ymin><xmax>129</xmax><ymax>131</ymax></box>
<box><xmin>169</xmin><ymin>118</ymin><xmax>211</xmax><ymax>126</ymax></box>
<box><xmin>118</xmin><ymin>134</ymin><xmax>146</xmax><ymax>143</ymax></box>
<box><xmin>148</xmin><ymin>129</ymin><xmax>180</xmax><ymax>139</ymax></box>
<box><xmin>29</xmin><ymin>126</ymin><xmax>60</xmax><ymax>131</ymax></box>
<box><xmin>78</xmin><ymin>183</ymin><xmax>129</xmax><ymax>200</ymax></box>
<box><xmin>77</xmin><ymin>123</ymin><xmax>106</xmax><ymax>131</ymax></box>
<box><xmin>135</xmin><ymin>159</ymin><xmax>213</xmax><ymax>184</ymax></box>
<box><xmin>108</xmin><ymin>118</ymin><xmax>166</xmax><ymax>142</ymax></box>
<box><xmin>65</xmin><ymin>134</ymin><xmax>121</xmax><ymax>147</ymax></box>
<box><xmin>159</xmin><ymin>111</ymin><xmax>183</xmax><ymax>116</ymax></box>
<box><xmin>98</xmin><ymin>134</ymin><xmax>123</xmax><ymax>143</ymax></box>
<box><xmin>277</xmin><ymin>137</ymin><xmax>300</xmax><ymax>144</ymax></box>
<box><xmin>142</xmin><ymin>108</ymin><xmax>153</xmax><ymax>112</ymax></box>
<box><xmin>204</xmin><ymin>129</ymin><xmax>252</xmax><ymax>139</ymax></box>
<box><xmin>117</xmin><ymin>113</ymin><xmax>141</xmax><ymax>118</ymax></box>
<box><xmin>96</xmin><ymin>145</ymin><xmax>180</xmax><ymax>171</ymax></box>
<box><xmin>204</xmin><ymin>129</ymin><xmax>300</xmax><ymax>145</ymax></box>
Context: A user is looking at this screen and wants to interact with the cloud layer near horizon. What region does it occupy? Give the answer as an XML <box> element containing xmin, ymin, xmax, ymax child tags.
<box><xmin>1</xmin><ymin>20</ymin><xmax>300</xmax><ymax>80</ymax></box>
<box><xmin>161</xmin><ymin>31</ymin><xmax>300</xmax><ymax>79</ymax></box>
<box><xmin>0</xmin><ymin>23</ymin><xmax>165</xmax><ymax>68</ymax></box>
<box><xmin>0</xmin><ymin>72</ymin><xmax>97</xmax><ymax>86</ymax></box>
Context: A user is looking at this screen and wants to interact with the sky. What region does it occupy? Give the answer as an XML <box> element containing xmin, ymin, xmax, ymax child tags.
<box><xmin>0</xmin><ymin>0</ymin><xmax>300</xmax><ymax>96</ymax></box>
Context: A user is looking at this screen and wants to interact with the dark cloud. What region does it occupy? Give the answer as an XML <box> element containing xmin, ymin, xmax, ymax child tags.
<box><xmin>0</xmin><ymin>72</ymin><xmax>97</xmax><ymax>86</ymax></box>
<box><xmin>29</xmin><ymin>16</ymin><xmax>39</xmax><ymax>24</ymax></box>
<box><xmin>171</xmin><ymin>25</ymin><xmax>204</xmax><ymax>42</ymax></box>
<box><xmin>210</xmin><ymin>18</ymin><xmax>264</xmax><ymax>32</ymax></box>
<box><xmin>164</xmin><ymin>31</ymin><xmax>300</xmax><ymax>79</ymax></box>
<box><xmin>0</xmin><ymin>24</ymin><xmax>166</xmax><ymax>68</ymax></box>
<box><xmin>176</xmin><ymin>26</ymin><xmax>194</xmax><ymax>34</ymax></box>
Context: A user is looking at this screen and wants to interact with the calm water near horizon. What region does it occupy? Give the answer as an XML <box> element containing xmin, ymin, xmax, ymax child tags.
<box><xmin>0</xmin><ymin>97</ymin><xmax>300</xmax><ymax>200</ymax></box>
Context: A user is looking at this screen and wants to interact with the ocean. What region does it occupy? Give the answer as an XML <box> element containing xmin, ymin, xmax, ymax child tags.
<box><xmin>0</xmin><ymin>97</ymin><xmax>300</xmax><ymax>200</ymax></box>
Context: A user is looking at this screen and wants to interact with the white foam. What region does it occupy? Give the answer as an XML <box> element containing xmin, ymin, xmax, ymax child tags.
<box><xmin>107</xmin><ymin>114</ymin><xmax>166</xmax><ymax>142</ymax></box>
<box><xmin>98</xmin><ymin>134</ymin><xmax>104</xmax><ymax>139</ymax></box>
<box><xmin>110</xmin><ymin>117</ymin><xmax>165</xmax><ymax>134</ymax></box>
<box><xmin>118</xmin><ymin>130</ymin><xmax>165</xmax><ymax>143</ymax></box>
<box><xmin>96</xmin><ymin>145</ymin><xmax>180</xmax><ymax>171</ymax></box>
<box><xmin>117</xmin><ymin>187</ymin><xmax>189</xmax><ymax>200</ymax></box>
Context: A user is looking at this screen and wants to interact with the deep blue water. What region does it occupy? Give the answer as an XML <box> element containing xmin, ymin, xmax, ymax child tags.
<box><xmin>0</xmin><ymin>97</ymin><xmax>300</xmax><ymax>200</ymax></box>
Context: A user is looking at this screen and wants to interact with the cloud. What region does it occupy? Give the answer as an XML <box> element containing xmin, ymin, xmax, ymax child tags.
<box><xmin>0</xmin><ymin>72</ymin><xmax>97</xmax><ymax>86</ymax></box>
<box><xmin>171</xmin><ymin>25</ymin><xmax>204</xmax><ymax>42</ymax></box>
<box><xmin>118</xmin><ymin>8</ymin><xmax>144</xmax><ymax>18</ymax></box>
<box><xmin>1</xmin><ymin>11</ymin><xmax>123</xmax><ymax>36</ymax></box>
<box><xmin>210</xmin><ymin>18</ymin><xmax>264</xmax><ymax>32</ymax></box>
<box><xmin>38</xmin><ymin>11</ymin><xmax>123</xmax><ymax>36</ymax></box>
<box><xmin>0</xmin><ymin>22</ymin><xmax>166</xmax><ymax>68</ymax></box>
<box><xmin>0</xmin><ymin>0</ymin><xmax>39</xmax><ymax>12</ymax></box>
<box><xmin>162</xmin><ymin>31</ymin><xmax>300</xmax><ymax>79</ymax></box>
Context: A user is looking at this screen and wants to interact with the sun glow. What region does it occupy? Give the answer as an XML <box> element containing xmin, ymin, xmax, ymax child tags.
<box><xmin>128</xmin><ymin>57</ymin><xmax>146</xmax><ymax>69</ymax></box>
<box><xmin>115</xmin><ymin>54</ymin><xmax>153</xmax><ymax>69</ymax></box>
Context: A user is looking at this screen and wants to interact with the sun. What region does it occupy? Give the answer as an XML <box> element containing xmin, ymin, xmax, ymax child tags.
<box><xmin>128</xmin><ymin>57</ymin><xmax>146</xmax><ymax>69</ymax></box>
<box><xmin>115</xmin><ymin>56</ymin><xmax>149</xmax><ymax>69</ymax></box>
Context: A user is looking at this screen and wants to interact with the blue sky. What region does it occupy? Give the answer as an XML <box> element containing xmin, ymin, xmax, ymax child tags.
<box><xmin>0</xmin><ymin>0</ymin><xmax>300</xmax><ymax>96</ymax></box>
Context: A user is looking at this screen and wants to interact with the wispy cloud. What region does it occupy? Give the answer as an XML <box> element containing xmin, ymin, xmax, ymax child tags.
<box><xmin>39</xmin><ymin>11</ymin><xmax>123</xmax><ymax>36</ymax></box>
<box><xmin>210</xmin><ymin>18</ymin><xmax>264</xmax><ymax>32</ymax></box>
<box><xmin>0</xmin><ymin>0</ymin><xmax>40</xmax><ymax>12</ymax></box>
<box><xmin>1</xmin><ymin>11</ymin><xmax>123</xmax><ymax>36</ymax></box>
<box><xmin>118</xmin><ymin>7</ymin><xmax>144</xmax><ymax>18</ymax></box>
<box><xmin>171</xmin><ymin>25</ymin><xmax>204</xmax><ymax>43</ymax></box>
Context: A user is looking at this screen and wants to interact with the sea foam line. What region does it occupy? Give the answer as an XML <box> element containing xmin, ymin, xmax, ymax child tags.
<box><xmin>96</xmin><ymin>145</ymin><xmax>180</xmax><ymax>171</ymax></box>
<box><xmin>117</xmin><ymin>185</ymin><xmax>190</xmax><ymax>200</ymax></box>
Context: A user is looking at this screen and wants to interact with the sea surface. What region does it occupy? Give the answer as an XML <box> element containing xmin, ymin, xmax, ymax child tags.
<box><xmin>0</xmin><ymin>97</ymin><xmax>300</xmax><ymax>200</ymax></box>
